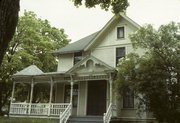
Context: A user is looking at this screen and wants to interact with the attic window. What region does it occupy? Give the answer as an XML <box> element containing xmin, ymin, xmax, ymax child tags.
<box><xmin>117</xmin><ymin>27</ymin><xmax>125</xmax><ymax>39</ymax></box>
<box><xmin>74</xmin><ymin>52</ymin><xmax>82</xmax><ymax>65</ymax></box>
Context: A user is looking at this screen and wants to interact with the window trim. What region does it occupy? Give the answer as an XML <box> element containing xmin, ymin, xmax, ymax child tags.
<box><xmin>123</xmin><ymin>89</ymin><xmax>134</xmax><ymax>109</ymax></box>
<box><xmin>115</xmin><ymin>47</ymin><xmax>126</xmax><ymax>66</ymax></box>
<box><xmin>117</xmin><ymin>26</ymin><xmax>125</xmax><ymax>39</ymax></box>
<box><xmin>64</xmin><ymin>84</ymin><xmax>78</xmax><ymax>107</ymax></box>
<box><xmin>73</xmin><ymin>52</ymin><xmax>82</xmax><ymax>65</ymax></box>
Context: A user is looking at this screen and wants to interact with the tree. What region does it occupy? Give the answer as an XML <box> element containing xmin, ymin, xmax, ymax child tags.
<box><xmin>0</xmin><ymin>11</ymin><xmax>70</xmax><ymax>115</ymax></box>
<box><xmin>0</xmin><ymin>0</ymin><xmax>129</xmax><ymax>66</ymax></box>
<box><xmin>73</xmin><ymin>0</ymin><xmax>128</xmax><ymax>14</ymax></box>
<box><xmin>115</xmin><ymin>22</ymin><xmax>180</xmax><ymax>123</ymax></box>
<box><xmin>0</xmin><ymin>0</ymin><xmax>20</xmax><ymax>66</ymax></box>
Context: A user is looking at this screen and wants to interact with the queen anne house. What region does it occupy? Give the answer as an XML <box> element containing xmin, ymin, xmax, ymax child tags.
<box><xmin>9</xmin><ymin>14</ymin><xmax>155</xmax><ymax>123</ymax></box>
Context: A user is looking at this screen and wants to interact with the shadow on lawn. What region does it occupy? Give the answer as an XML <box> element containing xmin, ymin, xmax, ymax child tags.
<box><xmin>0</xmin><ymin>117</ymin><xmax>58</xmax><ymax>123</ymax></box>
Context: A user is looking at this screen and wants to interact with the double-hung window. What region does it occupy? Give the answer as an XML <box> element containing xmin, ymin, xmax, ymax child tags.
<box><xmin>74</xmin><ymin>52</ymin><xmax>82</xmax><ymax>65</ymax></box>
<box><xmin>64</xmin><ymin>85</ymin><xmax>78</xmax><ymax>107</ymax></box>
<box><xmin>117</xmin><ymin>27</ymin><xmax>125</xmax><ymax>39</ymax></box>
<box><xmin>123</xmin><ymin>89</ymin><xmax>134</xmax><ymax>108</ymax></box>
<box><xmin>116</xmin><ymin>47</ymin><xmax>125</xmax><ymax>66</ymax></box>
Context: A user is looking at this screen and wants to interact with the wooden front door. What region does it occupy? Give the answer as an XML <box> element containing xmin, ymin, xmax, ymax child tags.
<box><xmin>87</xmin><ymin>80</ymin><xmax>107</xmax><ymax>115</ymax></box>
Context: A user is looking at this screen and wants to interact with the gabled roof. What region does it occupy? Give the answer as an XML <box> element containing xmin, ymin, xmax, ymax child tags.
<box><xmin>84</xmin><ymin>14</ymin><xmax>141</xmax><ymax>51</ymax></box>
<box><xmin>67</xmin><ymin>55</ymin><xmax>115</xmax><ymax>74</ymax></box>
<box><xmin>53</xmin><ymin>14</ymin><xmax>140</xmax><ymax>55</ymax></box>
<box><xmin>53</xmin><ymin>31</ymin><xmax>100</xmax><ymax>54</ymax></box>
<box><xmin>13</xmin><ymin>65</ymin><xmax>43</xmax><ymax>77</ymax></box>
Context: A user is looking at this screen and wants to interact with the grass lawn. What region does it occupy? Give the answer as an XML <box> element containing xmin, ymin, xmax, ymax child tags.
<box><xmin>0</xmin><ymin>117</ymin><xmax>58</xmax><ymax>123</ymax></box>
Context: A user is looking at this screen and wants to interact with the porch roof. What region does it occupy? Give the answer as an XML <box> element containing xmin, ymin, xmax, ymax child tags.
<box><xmin>12</xmin><ymin>56</ymin><xmax>115</xmax><ymax>83</ymax></box>
<box><xmin>13</xmin><ymin>65</ymin><xmax>68</xmax><ymax>77</ymax></box>
<box><xmin>13</xmin><ymin>65</ymin><xmax>44</xmax><ymax>76</ymax></box>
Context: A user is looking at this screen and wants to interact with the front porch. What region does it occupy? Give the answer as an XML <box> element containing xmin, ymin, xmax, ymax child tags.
<box><xmin>9</xmin><ymin>56</ymin><xmax>116</xmax><ymax>123</ymax></box>
<box><xmin>10</xmin><ymin>75</ymin><xmax>113</xmax><ymax>119</ymax></box>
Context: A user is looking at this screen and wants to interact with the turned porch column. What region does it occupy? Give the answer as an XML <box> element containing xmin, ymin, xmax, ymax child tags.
<box><xmin>109</xmin><ymin>79</ymin><xmax>113</xmax><ymax>104</ymax></box>
<box><xmin>49</xmin><ymin>77</ymin><xmax>54</xmax><ymax>103</ymax></box>
<box><xmin>29</xmin><ymin>78</ymin><xmax>34</xmax><ymax>115</ymax></box>
<box><xmin>70</xmin><ymin>82</ymin><xmax>73</xmax><ymax>104</ymax></box>
<box><xmin>10</xmin><ymin>82</ymin><xmax>16</xmax><ymax>103</ymax></box>
<box><xmin>70</xmin><ymin>75</ymin><xmax>74</xmax><ymax>105</ymax></box>
<box><xmin>9</xmin><ymin>81</ymin><xmax>16</xmax><ymax>114</ymax></box>
<box><xmin>48</xmin><ymin>77</ymin><xmax>54</xmax><ymax>116</ymax></box>
<box><xmin>109</xmin><ymin>73</ymin><xmax>113</xmax><ymax>104</ymax></box>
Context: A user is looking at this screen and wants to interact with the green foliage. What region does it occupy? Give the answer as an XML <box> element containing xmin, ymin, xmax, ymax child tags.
<box><xmin>115</xmin><ymin>53</ymin><xmax>140</xmax><ymax>96</ymax></box>
<box><xmin>0</xmin><ymin>11</ymin><xmax>70</xmax><ymax>115</ymax></box>
<box><xmin>9</xmin><ymin>11</ymin><xmax>70</xmax><ymax>72</ymax></box>
<box><xmin>72</xmin><ymin>0</ymin><xmax>129</xmax><ymax>14</ymax></box>
<box><xmin>0</xmin><ymin>118</ymin><xmax>58</xmax><ymax>123</ymax></box>
<box><xmin>116</xmin><ymin>22</ymin><xmax>180</xmax><ymax>123</ymax></box>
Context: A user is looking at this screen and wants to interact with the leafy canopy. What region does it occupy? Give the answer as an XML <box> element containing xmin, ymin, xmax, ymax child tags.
<box><xmin>72</xmin><ymin>0</ymin><xmax>129</xmax><ymax>14</ymax></box>
<box><xmin>116</xmin><ymin>22</ymin><xmax>180</xmax><ymax>123</ymax></box>
<box><xmin>0</xmin><ymin>11</ymin><xmax>70</xmax><ymax>115</ymax></box>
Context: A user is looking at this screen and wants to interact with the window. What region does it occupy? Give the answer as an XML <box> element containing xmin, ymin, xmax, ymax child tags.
<box><xmin>117</xmin><ymin>27</ymin><xmax>125</xmax><ymax>39</ymax></box>
<box><xmin>116</xmin><ymin>47</ymin><xmax>125</xmax><ymax>65</ymax></box>
<box><xmin>123</xmin><ymin>89</ymin><xmax>134</xmax><ymax>108</ymax></box>
<box><xmin>64</xmin><ymin>85</ymin><xmax>78</xmax><ymax>107</ymax></box>
<box><xmin>74</xmin><ymin>52</ymin><xmax>82</xmax><ymax>65</ymax></box>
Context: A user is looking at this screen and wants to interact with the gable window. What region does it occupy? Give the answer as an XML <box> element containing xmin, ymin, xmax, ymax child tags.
<box><xmin>117</xmin><ymin>27</ymin><xmax>125</xmax><ymax>39</ymax></box>
<box><xmin>116</xmin><ymin>47</ymin><xmax>125</xmax><ymax>65</ymax></box>
<box><xmin>74</xmin><ymin>52</ymin><xmax>82</xmax><ymax>65</ymax></box>
<box><xmin>123</xmin><ymin>89</ymin><xmax>134</xmax><ymax>108</ymax></box>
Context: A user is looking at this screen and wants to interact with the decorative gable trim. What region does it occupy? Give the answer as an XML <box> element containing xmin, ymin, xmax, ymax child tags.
<box><xmin>84</xmin><ymin>16</ymin><xmax>116</xmax><ymax>51</ymax></box>
<box><xmin>84</xmin><ymin>14</ymin><xmax>141</xmax><ymax>51</ymax></box>
<box><xmin>66</xmin><ymin>55</ymin><xmax>115</xmax><ymax>74</ymax></box>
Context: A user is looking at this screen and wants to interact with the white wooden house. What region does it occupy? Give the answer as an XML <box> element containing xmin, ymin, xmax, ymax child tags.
<box><xmin>9</xmin><ymin>14</ymin><xmax>155</xmax><ymax>123</ymax></box>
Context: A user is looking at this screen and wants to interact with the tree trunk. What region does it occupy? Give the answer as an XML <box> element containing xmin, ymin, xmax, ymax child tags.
<box><xmin>0</xmin><ymin>82</ymin><xmax>2</xmax><ymax>115</ymax></box>
<box><xmin>0</xmin><ymin>0</ymin><xmax>20</xmax><ymax>66</ymax></box>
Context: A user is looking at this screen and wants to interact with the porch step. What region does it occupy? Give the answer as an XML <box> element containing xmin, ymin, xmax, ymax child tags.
<box><xmin>67</xmin><ymin>116</ymin><xmax>103</xmax><ymax>123</ymax></box>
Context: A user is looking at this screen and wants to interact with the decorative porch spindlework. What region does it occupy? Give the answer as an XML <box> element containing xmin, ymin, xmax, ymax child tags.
<box><xmin>10</xmin><ymin>103</ymin><xmax>69</xmax><ymax>116</ymax></box>
<box><xmin>10</xmin><ymin>55</ymin><xmax>116</xmax><ymax>123</ymax></box>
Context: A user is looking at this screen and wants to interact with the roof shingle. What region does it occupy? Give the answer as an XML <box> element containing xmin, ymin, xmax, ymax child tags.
<box><xmin>53</xmin><ymin>31</ymin><xmax>100</xmax><ymax>54</ymax></box>
<box><xmin>13</xmin><ymin>65</ymin><xmax>43</xmax><ymax>76</ymax></box>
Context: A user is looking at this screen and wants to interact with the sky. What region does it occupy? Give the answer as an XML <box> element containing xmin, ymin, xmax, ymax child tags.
<box><xmin>20</xmin><ymin>0</ymin><xmax>180</xmax><ymax>42</ymax></box>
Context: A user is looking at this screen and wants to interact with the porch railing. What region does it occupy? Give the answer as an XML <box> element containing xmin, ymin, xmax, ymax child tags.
<box><xmin>103</xmin><ymin>103</ymin><xmax>112</xmax><ymax>123</ymax></box>
<box><xmin>9</xmin><ymin>103</ymin><xmax>69</xmax><ymax>116</ymax></box>
<box><xmin>59</xmin><ymin>103</ymin><xmax>72</xmax><ymax>123</ymax></box>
